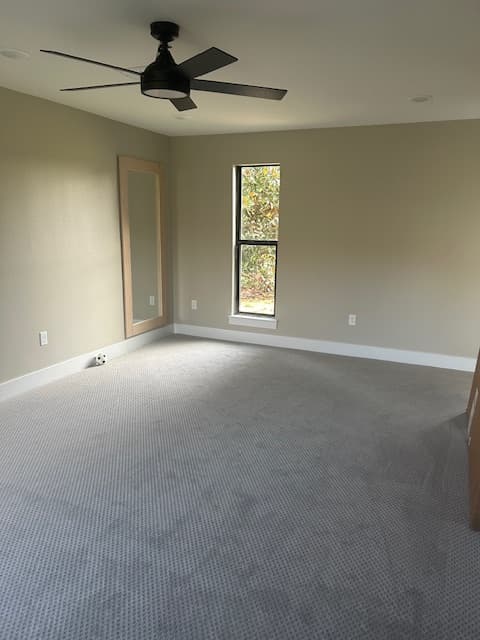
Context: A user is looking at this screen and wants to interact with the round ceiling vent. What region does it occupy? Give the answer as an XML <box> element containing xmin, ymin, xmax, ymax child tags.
<box><xmin>0</xmin><ymin>48</ymin><xmax>30</xmax><ymax>60</ymax></box>
<box><xmin>410</xmin><ymin>95</ymin><xmax>433</xmax><ymax>103</ymax></box>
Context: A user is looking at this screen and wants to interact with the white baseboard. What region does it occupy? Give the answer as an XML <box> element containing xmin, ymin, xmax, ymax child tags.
<box><xmin>174</xmin><ymin>323</ymin><xmax>476</xmax><ymax>372</ymax></box>
<box><xmin>0</xmin><ymin>324</ymin><xmax>173</xmax><ymax>402</ymax></box>
<box><xmin>1</xmin><ymin>321</ymin><xmax>473</xmax><ymax>403</ymax></box>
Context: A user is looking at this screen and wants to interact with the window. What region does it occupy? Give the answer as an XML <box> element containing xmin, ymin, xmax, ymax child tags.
<box><xmin>234</xmin><ymin>165</ymin><xmax>280</xmax><ymax>317</ymax></box>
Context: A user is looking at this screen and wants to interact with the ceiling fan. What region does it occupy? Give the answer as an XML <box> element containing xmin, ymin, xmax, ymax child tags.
<box><xmin>41</xmin><ymin>21</ymin><xmax>288</xmax><ymax>111</ymax></box>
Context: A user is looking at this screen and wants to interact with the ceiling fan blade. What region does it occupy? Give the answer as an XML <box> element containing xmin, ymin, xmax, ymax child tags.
<box><xmin>170</xmin><ymin>96</ymin><xmax>198</xmax><ymax>111</ymax></box>
<box><xmin>191</xmin><ymin>79</ymin><xmax>287</xmax><ymax>100</ymax></box>
<box><xmin>60</xmin><ymin>82</ymin><xmax>140</xmax><ymax>92</ymax></box>
<box><xmin>40</xmin><ymin>49</ymin><xmax>142</xmax><ymax>76</ymax></box>
<box><xmin>179</xmin><ymin>47</ymin><xmax>237</xmax><ymax>78</ymax></box>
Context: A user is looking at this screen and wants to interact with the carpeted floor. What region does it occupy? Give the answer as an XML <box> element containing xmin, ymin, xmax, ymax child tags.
<box><xmin>0</xmin><ymin>336</ymin><xmax>477</xmax><ymax>639</ymax></box>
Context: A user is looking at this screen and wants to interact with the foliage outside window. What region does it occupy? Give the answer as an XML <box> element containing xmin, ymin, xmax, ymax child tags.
<box><xmin>235</xmin><ymin>165</ymin><xmax>280</xmax><ymax>316</ymax></box>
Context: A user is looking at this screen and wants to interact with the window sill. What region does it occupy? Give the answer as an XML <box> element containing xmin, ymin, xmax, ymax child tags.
<box><xmin>228</xmin><ymin>314</ymin><xmax>277</xmax><ymax>330</ymax></box>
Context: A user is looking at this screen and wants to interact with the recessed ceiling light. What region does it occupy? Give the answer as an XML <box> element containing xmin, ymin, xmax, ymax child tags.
<box><xmin>0</xmin><ymin>48</ymin><xmax>30</xmax><ymax>60</ymax></box>
<box><xmin>410</xmin><ymin>95</ymin><xmax>433</xmax><ymax>103</ymax></box>
<box><xmin>175</xmin><ymin>114</ymin><xmax>192</xmax><ymax>120</ymax></box>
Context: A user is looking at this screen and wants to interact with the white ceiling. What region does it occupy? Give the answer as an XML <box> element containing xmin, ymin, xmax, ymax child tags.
<box><xmin>1</xmin><ymin>0</ymin><xmax>480</xmax><ymax>136</ymax></box>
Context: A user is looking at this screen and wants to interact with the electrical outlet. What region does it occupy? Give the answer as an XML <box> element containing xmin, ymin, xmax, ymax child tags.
<box><xmin>39</xmin><ymin>330</ymin><xmax>48</xmax><ymax>346</ymax></box>
<box><xmin>348</xmin><ymin>314</ymin><xmax>357</xmax><ymax>326</ymax></box>
<box><xmin>191</xmin><ymin>299</ymin><xmax>198</xmax><ymax>310</ymax></box>
<box><xmin>149</xmin><ymin>295</ymin><xmax>155</xmax><ymax>306</ymax></box>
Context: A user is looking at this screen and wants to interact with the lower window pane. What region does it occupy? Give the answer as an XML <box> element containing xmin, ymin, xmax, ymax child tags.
<box><xmin>239</xmin><ymin>245</ymin><xmax>276</xmax><ymax>315</ymax></box>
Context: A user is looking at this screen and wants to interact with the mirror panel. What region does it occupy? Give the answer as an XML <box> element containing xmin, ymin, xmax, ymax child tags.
<box><xmin>128</xmin><ymin>171</ymin><xmax>160</xmax><ymax>323</ymax></box>
<box><xmin>118</xmin><ymin>156</ymin><xmax>166</xmax><ymax>337</ymax></box>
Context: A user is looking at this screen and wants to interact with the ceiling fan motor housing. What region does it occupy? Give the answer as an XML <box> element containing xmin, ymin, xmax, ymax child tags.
<box><xmin>141</xmin><ymin>24</ymin><xmax>190</xmax><ymax>99</ymax></box>
<box><xmin>141</xmin><ymin>60</ymin><xmax>190</xmax><ymax>99</ymax></box>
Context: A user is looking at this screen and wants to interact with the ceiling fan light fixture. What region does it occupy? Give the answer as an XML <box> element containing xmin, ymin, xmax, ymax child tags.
<box><xmin>141</xmin><ymin>60</ymin><xmax>190</xmax><ymax>99</ymax></box>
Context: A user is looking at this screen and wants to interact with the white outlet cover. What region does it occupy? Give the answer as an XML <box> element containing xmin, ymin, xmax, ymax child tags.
<box><xmin>149</xmin><ymin>295</ymin><xmax>155</xmax><ymax>306</ymax></box>
<box><xmin>39</xmin><ymin>330</ymin><xmax>48</xmax><ymax>346</ymax></box>
<box><xmin>348</xmin><ymin>314</ymin><xmax>357</xmax><ymax>326</ymax></box>
<box><xmin>191</xmin><ymin>299</ymin><xmax>198</xmax><ymax>310</ymax></box>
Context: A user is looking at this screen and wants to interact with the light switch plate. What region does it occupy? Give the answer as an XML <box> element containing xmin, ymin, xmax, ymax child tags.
<box><xmin>39</xmin><ymin>330</ymin><xmax>48</xmax><ymax>346</ymax></box>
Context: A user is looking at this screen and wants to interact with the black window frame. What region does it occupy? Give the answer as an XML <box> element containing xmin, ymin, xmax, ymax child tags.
<box><xmin>234</xmin><ymin>164</ymin><xmax>280</xmax><ymax>317</ymax></box>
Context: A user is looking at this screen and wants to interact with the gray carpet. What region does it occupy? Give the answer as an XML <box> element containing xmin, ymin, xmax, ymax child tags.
<box><xmin>0</xmin><ymin>335</ymin><xmax>477</xmax><ymax>639</ymax></box>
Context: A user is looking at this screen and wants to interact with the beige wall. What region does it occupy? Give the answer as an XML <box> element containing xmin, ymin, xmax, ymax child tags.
<box><xmin>2</xmin><ymin>89</ymin><xmax>480</xmax><ymax>385</ymax></box>
<box><xmin>172</xmin><ymin>121</ymin><xmax>480</xmax><ymax>358</ymax></box>
<box><xmin>0</xmin><ymin>87</ymin><xmax>170</xmax><ymax>383</ymax></box>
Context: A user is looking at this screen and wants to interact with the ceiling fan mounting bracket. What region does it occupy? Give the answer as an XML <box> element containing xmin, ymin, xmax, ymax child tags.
<box><xmin>150</xmin><ymin>21</ymin><xmax>180</xmax><ymax>44</ymax></box>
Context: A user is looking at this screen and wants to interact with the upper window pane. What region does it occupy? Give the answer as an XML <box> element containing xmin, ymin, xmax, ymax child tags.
<box><xmin>240</xmin><ymin>165</ymin><xmax>280</xmax><ymax>241</ymax></box>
